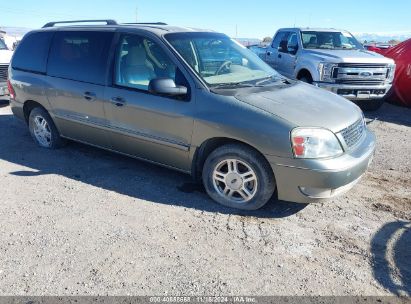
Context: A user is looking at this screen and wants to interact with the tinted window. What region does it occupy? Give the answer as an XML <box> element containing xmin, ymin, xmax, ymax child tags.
<box><xmin>271</xmin><ymin>31</ymin><xmax>288</xmax><ymax>49</ymax></box>
<box><xmin>115</xmin><ymin>34</ymin><xmax>178</xmax><ymax>91</ymax></box>
<box><xmin>48</xmin><ymin>31</ymin><xmax>113</xmax><ymax>85</ymax></box>
<box><xmin>12</xmin><ymin>32</ymin><xmax>53</xmax><ymax>73</ymax></box>
<box><xmin>287</xmin><ymin>33</ymin><xmax>298</xmax><ymax>53</ymax></box>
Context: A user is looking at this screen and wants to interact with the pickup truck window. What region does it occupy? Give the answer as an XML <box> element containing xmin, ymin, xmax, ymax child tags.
<box><xmin>166</xmin><ymin>32</ymin><xmax>280</xmax><ymax>87</ymax></box>
<box><xmin>301</xmin><ymin>31</ymin><xmax>363</xmax><ymax>50</ymax></box>
<box><xmin>271</xmin><ymin>31</ymin><xmax>288</xmax><ymax>49</ymax></box>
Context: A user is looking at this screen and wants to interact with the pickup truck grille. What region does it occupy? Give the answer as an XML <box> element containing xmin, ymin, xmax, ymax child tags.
<box><xmin>332</xmin><ymin>63</ymin><xmax>390</xmax><ymax>85</ymax></box>
<box><xmin>0</xmin><ymin>64</ymin><xmax>8</xmax><ymax>82</ymax></box>
<box><xmin>340</xmin><ymin>118</ymin><xmax>365</xmax><ymax>148</ymax></box>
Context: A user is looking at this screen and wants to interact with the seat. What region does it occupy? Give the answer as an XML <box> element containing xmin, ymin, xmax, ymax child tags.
<box><xmin>121</xmin><ymin>46</ymin><xmax>155</xmax><ymax>89</ymax></box>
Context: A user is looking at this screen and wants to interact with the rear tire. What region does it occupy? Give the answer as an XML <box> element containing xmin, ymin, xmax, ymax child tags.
<box><xmin>28</xmin><ymin>107</ymin><xmax>65</xmax><ymax>149</ymax></box>
<box><xmin>202</xmin><ymin>144</ymin><xmax>276</xmax><ymax>210</ymax></box>
<box><xmin>355</xmin><ymin>99</ymin><xmax>384</xmax><ymax>111</ymax></box>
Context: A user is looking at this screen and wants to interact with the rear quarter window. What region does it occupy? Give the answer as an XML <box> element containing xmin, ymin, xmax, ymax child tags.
<box><xmin>47</xmin><ymin>31</ymin><xmax>113</xmax><ymax>85</ymax></box>
<box><xmin>12</xmin><ymin>31</ymin><xmax>53</xmax><ymax>73</ymax></box>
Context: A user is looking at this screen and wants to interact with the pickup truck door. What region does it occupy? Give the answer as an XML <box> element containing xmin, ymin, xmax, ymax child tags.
<box><xmin>265</xmin><ymin>31</ymin><xmax>289</xmax><ymax>74</ymax></box>
<box><xmin>277</xmin><ymin>32</ymin><xmax>299</xmax><ymax>78</ymax></box>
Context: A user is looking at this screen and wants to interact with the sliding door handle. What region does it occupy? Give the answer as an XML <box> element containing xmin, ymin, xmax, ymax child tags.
<box><xmin>83</xmin><ymin>91</ymin><xmax>96</xmax><ymax>101</ymax></box>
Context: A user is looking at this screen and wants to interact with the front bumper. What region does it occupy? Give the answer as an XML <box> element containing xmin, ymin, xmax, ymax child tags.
<box><xmin>0</xmin><ymin>82</ymin><xmax>8</xmax><ymax>97</ymax></box>
<box><xmin>313</xmin><ymin>82</ymin><xmax>392</xmax><ymax>100</ymax></box>
<box><xmin>266</xmin><ymin>129</ymin><xmax>376</xmax><ymax>204</ymax></box>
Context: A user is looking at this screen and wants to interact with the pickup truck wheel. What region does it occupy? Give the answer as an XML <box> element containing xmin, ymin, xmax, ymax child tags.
<box><xmin>299</xmin><ymin>75</ymin><xmax>313</xmax><ymax>84</ymax></box>
<box><xmin>202</xmin><ymin>144</ymin><xmax>276</xmax><ymax>210</ymax></box>
<box><xmin>355</xmin><ymin>99</ymin><xmax>384</xmax><ymax>111</ymax></box>
<box><xmin>28</xmin><ymin>107</ymin><xmax>65</xmax><ymax>149</ymax></box>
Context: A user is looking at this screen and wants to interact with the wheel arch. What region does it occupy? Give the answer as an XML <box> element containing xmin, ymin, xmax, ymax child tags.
<box><xmin>296</xmin><ymin>68</ymin><xmax>313</xmax><ymax>82</ymax></box>
<box><xmin>22</xmin><ymin>100</ymin><xmax>47</xmax><ymax>124</ymax></box>
<box><xmin>191</xmin><ymin>137</ymin><xmax>274</xmax><ymax>182</ymax></box>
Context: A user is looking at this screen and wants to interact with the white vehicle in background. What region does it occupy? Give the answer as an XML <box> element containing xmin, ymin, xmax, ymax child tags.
<box><xmin>0</xmin><ymin>36</ymin><xmax>13</xmax><ymax>97</ymax></box>
<box><xmin>260</xmin><ymin>28</ymin><xmax>396</xmax><ymax>110</ymax></box>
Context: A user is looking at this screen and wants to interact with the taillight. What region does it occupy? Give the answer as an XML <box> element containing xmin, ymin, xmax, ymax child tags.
<box><xmin>7</xmin><ymin>80</ymin><xmax>15</xmax><ymax>100</ymax></box>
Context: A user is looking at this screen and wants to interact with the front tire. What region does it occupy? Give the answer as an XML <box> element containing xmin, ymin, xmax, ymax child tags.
<box><xmin>28</xmin><ymin>107</ymin><xmax>65</xmax><ymax>149</ymax></box>
<box><xmin>202</xmin><ymin>144</ymin><xmax>276</xmax><ymax>210</ymax></box>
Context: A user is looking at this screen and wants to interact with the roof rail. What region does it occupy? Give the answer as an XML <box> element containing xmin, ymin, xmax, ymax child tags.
<box><xmin>42</xmin><ymin>19</ymin><xmax>118</xmax><ymax>28</ymax></box>
<box><xmin>122</xmin><ymin>22</ymin><xmax>168</xmax><ymax>25</ymax></box>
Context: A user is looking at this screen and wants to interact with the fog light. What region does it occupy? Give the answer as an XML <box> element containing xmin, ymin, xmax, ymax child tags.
<box><xmin>299</xmin><ymin>186</ymin><xmax>332</xmax><ymax>198</ymax></box>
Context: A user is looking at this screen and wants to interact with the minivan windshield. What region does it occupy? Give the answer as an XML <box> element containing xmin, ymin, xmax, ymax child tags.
<box><xmin>0</xmin><ymin>38</ymin><xmax>7</xmax><ymax>50</ymax></box>
<box><xmin>165</xmin><ymin>32</ymin><xmax>281</xmax><ymax>88</ymax></box>
<box><xmin>301</xmin><ymin>31</ymin><xmax>363</xmax><ymax>50</ymax></box>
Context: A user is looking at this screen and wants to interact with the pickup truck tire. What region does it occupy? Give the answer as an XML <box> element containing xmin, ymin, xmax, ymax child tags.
<box><xmin>202</xmin><ymin>144</ymin><xmax>276</xmax><ymax>210</ymax></box>
<box><xmin>28</xmin><ymin>107</ymin><xmax>65</xmax><ymax>149</ymax></box>
<box><xmin>299</xmin><ymin>75</ymin><xmax>313</xmax><ymax>84</ymax></box>
<box><xmin>355</xmin><ymin>99</ymin><xmax>384</xmax><ymax>111</ymax></box>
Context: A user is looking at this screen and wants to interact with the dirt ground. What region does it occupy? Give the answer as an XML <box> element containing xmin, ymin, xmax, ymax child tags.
<box><xmin>0</xmin><ymin>100</ymin><xmax>409</xmax><ymax>296</ymax></box>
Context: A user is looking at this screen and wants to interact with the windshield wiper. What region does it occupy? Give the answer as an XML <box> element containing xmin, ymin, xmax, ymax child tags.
<box><xmin>255</xmin><ymin>76</ymin><xmax>289</xmax><ymax>86</ymax></box>
<box><xmin>210</xmin><ymin>82</ymin><xmax>257</xmax><ymax>90</ymax></box>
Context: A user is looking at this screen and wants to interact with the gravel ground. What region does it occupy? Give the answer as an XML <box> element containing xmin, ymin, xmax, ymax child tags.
<box><xmin>0</xmin><ymin>100</ymin><xmax>410</xmax><ymax>296</ymax></box>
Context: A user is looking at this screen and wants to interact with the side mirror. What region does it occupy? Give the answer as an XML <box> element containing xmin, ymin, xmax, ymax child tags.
<box><xmin>148</xmin><ymin>78</ymin><xmax>187</xmax><ymax>96</ymax></box>
<box><xmin>279</xmin><ymin>40</ymin><xmax>288</xmax><ymax>52</ymax></box>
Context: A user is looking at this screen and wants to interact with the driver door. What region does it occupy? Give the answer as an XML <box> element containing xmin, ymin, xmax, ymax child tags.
<box><xmin>277</xmin><ymin>32</ymin><xmax>298</xmax><ymax>79</ymax></box>
<box><xmin>103</xmin><ymin>33</ymin><xmax>195</xmax><ymax>172</ymax></box>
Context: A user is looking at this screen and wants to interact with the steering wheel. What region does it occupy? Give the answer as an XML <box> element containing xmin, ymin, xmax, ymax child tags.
<box><xmin>215</xmin><ymin>60</ymin><xmax>232</xmax><ymax>75</ymax></box>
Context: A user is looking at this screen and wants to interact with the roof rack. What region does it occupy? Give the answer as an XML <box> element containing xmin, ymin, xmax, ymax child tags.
<box><xmin>42</xmin><ymin>19</ymin><xmax>118</xmax><ymax>28</ymax></box>
<box><xmin>122</xmin><ymin>22</ymin><xmax>168</xmax><ymax>25</ymax></box>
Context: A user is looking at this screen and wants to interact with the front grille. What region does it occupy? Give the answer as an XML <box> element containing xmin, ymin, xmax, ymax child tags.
<box><xmin>336</xmin><ymin>79</ymin><xmax>385</xmax><ymax>85</ymax></box>
<box><xmin>0</xmin><ymin>64</ymin><xmax>8</xmax><ymax>82</ymax></box>
<box><xmin>338</xmin><ymin>63</ymin><xmax>388</xmax><ymax>68</ymax></box>
<box><xmin>340</xmin><ymin>119</ymin><xmax>365</xmax><ymax>148</ymax></box>
<box><xmin>333</xmin><ymin>63</ymin><xmax>390</xmax><ymax>84</ymax></box>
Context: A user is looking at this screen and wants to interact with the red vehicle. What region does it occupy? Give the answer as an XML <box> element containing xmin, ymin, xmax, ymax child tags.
<box><xmin>376</xmin><ymin>39</ymin><xmax>411</xmax><ymax>107</ymax></box>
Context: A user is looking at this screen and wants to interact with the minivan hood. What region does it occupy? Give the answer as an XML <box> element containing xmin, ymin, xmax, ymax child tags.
<box><xmin>304</xmin><ymin>49</ymin><xmax>394</xmax><ymax>64</ymax></box>
<box><xmin>235</xmin><ymin>82</ymin><xmax>362</xmax><ymax>132</ymax></box>
<box><xmin>0</xmin><ymin>50</ymin><xmax>13</xmax><ymax>64</ymax></box>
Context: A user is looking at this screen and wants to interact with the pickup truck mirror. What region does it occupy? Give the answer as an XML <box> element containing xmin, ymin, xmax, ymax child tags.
<box><xmin>279</xmin><ymin>40</ymin><xmax>288</xmax><ymax>53</ymax></box>
<box><xmin>148</xmin><ymin>78</ymin><xmax>188</xmax><ymax>96</ymax></box>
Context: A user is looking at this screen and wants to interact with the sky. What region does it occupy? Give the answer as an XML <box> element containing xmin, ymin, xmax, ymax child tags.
<box><xmin>1</xmin><ymin>0</ymin><xmax>410</xmax><ymax>39</ymax></box>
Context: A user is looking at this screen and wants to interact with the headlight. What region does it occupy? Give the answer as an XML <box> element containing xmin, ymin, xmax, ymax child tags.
<box><xmin>318</xmin><ymin>62</ymin><xmax>337</xmax><ymax>82</ymax></box>
<box><xmin>387</xmin><ymin>63</ymin><xmax>396</xmax><ymax>82</ymax></box>
<box><xmin>291</xmin><ymin>128</ymin><xmax>343</xmax><ymax>158</ymax></box>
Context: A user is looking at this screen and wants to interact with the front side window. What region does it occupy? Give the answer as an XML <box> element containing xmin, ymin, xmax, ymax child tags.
<box><xmin>0</xmin><ymin>38</ymin><xmax>7</xmax><ymax>50</ymax></box>
<box><xmin>301</xmin><ymin>31</ymin><xmax>363</xmax><ymax>50</ymax></box>
<box><xmin>115</xmin><ymin>34</ymin><xmax>179</xmax><ymax>91</ymax></box>
<box><xmin>47</xmin><ymin>31</ymin><xmax>113</xmax><ymax>85</ymax></box>
<box><xmin>166</xmin><ymin>32</ymin><xmax>280</xmax><ymax>87</ymax></box>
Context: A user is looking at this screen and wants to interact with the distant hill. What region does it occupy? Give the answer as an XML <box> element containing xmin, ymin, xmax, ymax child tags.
<box><xmin>353</xmin><ymin>31</ymin><xmax>411</xmax><ymax>43</ymax></box>
<box><xmin>0</xmin><ymin>26</ymin><xmax>32</xmax><ymax>38</ymax></box>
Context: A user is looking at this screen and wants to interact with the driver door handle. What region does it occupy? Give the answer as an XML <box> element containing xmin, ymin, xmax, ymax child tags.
<box><xmin>278</xmin><ymin>54</ymin><xmax>282</xmax><ymax>58</ymax></box>
<box><xmin>110</xmin><ymin>97</ymin><xmax>126</xmax><ymax>107</ymax></box>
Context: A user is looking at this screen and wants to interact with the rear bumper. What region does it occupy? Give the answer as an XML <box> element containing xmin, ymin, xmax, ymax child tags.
<box><xmin>0</xmin><ymin>81</ymin><xmax>8</xmax><ymax>97</ymax></box>
<box><xmin>266</xmin><ymin>129</ymin><xmax>376</xmax><ymax>204</ymax></box>
<box><xmin>313</xmin><ymin>82</ymin><xmax>391</xmax><ymax>100</ymax></box>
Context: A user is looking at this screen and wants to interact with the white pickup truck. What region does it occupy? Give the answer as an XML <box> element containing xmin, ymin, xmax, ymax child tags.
<box><xmin>0</xmin><ymin>36</ymin><xmax>13</xmax><ymax>97</ymax></box>
<box><xmin>259</xmin><ymin>28</ymin><xmax>396</xmax><ymax>110</ymax></box>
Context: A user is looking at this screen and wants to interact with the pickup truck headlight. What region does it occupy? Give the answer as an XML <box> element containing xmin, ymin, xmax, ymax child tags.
<box><xmin>387</xmin><ymin>63</ymin><xmax>396</xmax><ymax>82</ymax></box>
<box><xmin>318</xmin><ymin>62</ymin><xmax>337</xmax><ymax>82</ymax></box>
<box><xmin>291</xmin><ymin>128</ymin><xmax>343</xmax><ymax>158</ymax></box>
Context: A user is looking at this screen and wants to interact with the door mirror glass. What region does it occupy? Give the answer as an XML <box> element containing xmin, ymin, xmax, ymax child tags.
<box><xmin>149</xmin><ymin>78</ymin><xmax>187</xmax><ymax>96</ymax></box>
<box><xmin>287</xmin><ymin>45</ymin><xmax>298</xmax><ymax>55</ymax></box>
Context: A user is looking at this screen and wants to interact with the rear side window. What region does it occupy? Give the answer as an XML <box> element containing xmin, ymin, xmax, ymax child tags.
<box><xmin>47</xmin><ymin>31</ymin><xmax>113</xmax><ymax>85</ymax></box>
<box><xmin>12</xmin><ymin>32</ymin><xmax>53</xmax><ymax>73</ymax></box>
